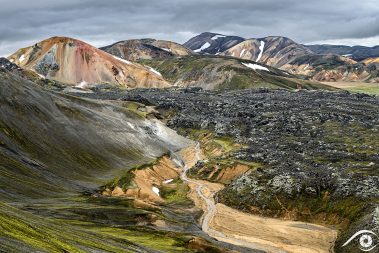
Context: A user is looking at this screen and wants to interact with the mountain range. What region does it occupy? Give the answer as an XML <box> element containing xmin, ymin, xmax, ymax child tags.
<box><xmin>7</xmin><ymin>37</ymin><xmax>169</xmax><ymax>88</ymax></box>
<box><xmin>185</xmin><ymin>32</ymin><xmax>379</xmax><ymax>83</ymax></box>
<box><xmin>4</xmin><ymin>32</ymin><xmax>379</xmax><ymax>91</ymax></box>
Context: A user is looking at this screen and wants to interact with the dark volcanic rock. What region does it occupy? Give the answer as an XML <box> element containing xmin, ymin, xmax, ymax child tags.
<box><xmin>0</xmin><ymin>57</ymin><xmax>20</xmax><ymax>71</ymax></box>
<box><xmin>74</xmin><ymin>88</ymin><xmax>379</xmax><ymax>253</ymax></box>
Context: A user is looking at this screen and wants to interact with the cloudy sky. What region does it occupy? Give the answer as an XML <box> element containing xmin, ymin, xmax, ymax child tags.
<box><xmin>0</xmin><ymin>0</ymin><xmax>378</xmax><ymax>56</ymax></box>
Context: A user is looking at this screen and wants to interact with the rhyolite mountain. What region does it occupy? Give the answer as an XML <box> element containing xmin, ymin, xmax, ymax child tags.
<box><xmin>306</xmin><ymin>44</ymin><xmax>379</xmax><ymax>61</ymax></box>
<box><xmin>7</xmin><ymin>36</ymin><xmax>170</xmax><ymax>88</ymax></box>
<box><xmin>184</xmin><ymin>32</ymin><xmax>379</xmax><ymax>82</ymax></box>
<box><xmin>221</xmin><ymin>36</ymin><xmax>313</xmax><ymax>68</ymax></box>
<box><xmin>100</xmin><ymin>39</ymin><xmax>192</xmax><ymax>61</ymax></box>
<box><xmin>183</xmin><ymin>32</ymin><xmax>245</xmax><ymax>54</ymax></box>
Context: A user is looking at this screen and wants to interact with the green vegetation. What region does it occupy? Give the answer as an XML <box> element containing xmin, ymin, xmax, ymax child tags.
<box><xmin>101</xmin><ymin>158</ymin><xmax>160</xmax><ymax>192</ymax></box>
<box><xmin>0</xmin><ymin>201</ymin><xmax>194</xmax><ymax>253</ymax></box>
<box><xmin>344</xmin><ymin>86</ymin><xmax>379</xmax><ymax>96</ymax></box>
<box><xmin>160</xmin><ymin>179</ymin><xmax>192</xmax><ymax>205</ymax></box>
<box><xmin>139</xmin><ymin>55</ymin><xmax>334</xmax><ymax>90</ymax></box>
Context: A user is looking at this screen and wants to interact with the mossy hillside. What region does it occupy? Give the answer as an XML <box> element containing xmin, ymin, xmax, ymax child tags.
<box><xmin>0</xmin><ymin>201</ymin><xmax>197</xmax><ymax>253</ymax></box>
<box><xmin>0</xmin><ymin>71</ymin><xmax>205</xmax><ymax>252</ymax></box>
<box><xmin>160</xmin><ymin>178</ymin><xmax>193</xmax><ymax>205</ymax></box>
<box><xmin>139</xmin><ymin>55</ymin><xmax>334</xmax><ymax>90</ymax></box>
<box><xmin>0</xmin><ymin>71</ymin><xmax>176</xmax><ymax>200</ymax></box>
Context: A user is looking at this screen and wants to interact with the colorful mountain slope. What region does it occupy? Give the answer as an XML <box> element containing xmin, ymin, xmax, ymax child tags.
<box><xmin>7</xmin><ymin>37</ymin><xmax>170</xmax><ymax>88</ymax></box>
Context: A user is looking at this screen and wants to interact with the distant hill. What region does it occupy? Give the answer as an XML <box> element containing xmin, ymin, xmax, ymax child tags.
<box><xmin>305</xmin><ymin>44</ymin><xmax>379</xmax><ymax>61</ymax></box>
<box><xmin>100</xmin><ymin>38</ymin><xmax>192</xmax><ymax>61</ymax></box>
<box><xmin>183</xmin><ymin>32</ymin><xmax>245</xmax><ymax>54</ymax></box>
<box><xmin>221</xmin><ymin>36</ymin><xmax>313</xmax><ymax>68</ymax></box>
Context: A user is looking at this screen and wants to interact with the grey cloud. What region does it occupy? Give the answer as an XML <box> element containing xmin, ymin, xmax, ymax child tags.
<box><xmin>0</xmin><ymin>0</ymin><xmax>378</xmax><ymax>56</ymax></box>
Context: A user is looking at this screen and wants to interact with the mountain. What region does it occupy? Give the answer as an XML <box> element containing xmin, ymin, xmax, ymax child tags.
<box><xmin>221</xmin><ymin>36</ymin><xmax>313</xmax><ymax>68</ymax></box>
<box><xmin>281</xmin><ymin>54</ymin><xmax>379</xmax><ymax>82</ymax></box>
<box><xmin>305</xmin><ymin>44</ymin><xmax>379</xmax><ymax>61</ymax></box>
<box><xmin>363</xmin><ymin>57</ymin><xmax>379</xmax><ymax>65</ymax></box>
<box><xmin>138</xmin><ymin>55</ymin><xmax>334</xmax><ymax>90</ymax></box>
<box><xmin>185</xmin><ymin>33</ymin><xmax>378</xmax><ymax>82</ymax></box>
<box><xmin>183</xmin><ymin>32</ymin><xmax>245</xmax><ymax>54</ymax></box>
<box><xmin>100</xmin><ymin>39</ymin><xmax>192</xmax><ymax>61</ymax></box>
<box><xmin>7</xmin><ymin>36</ymin><xmax>169</xmax><ymax>88</ymax></box>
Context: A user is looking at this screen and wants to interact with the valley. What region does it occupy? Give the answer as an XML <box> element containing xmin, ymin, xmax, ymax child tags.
<box><xmin>0</xmin><ymin>27</ymin><xmax>378</xmax><ymax>253</ymax></box>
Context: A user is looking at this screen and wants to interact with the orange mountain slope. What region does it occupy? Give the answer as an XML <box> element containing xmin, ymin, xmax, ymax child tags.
<box><xmin>8</xmin><ymin>37</ymin><xmax>170</xmax><ymax>88</ymax></box>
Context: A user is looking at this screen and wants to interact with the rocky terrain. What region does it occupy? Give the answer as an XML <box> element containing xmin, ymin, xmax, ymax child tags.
<box><xmin>76</xmin><ymin>87</ymin><xmax>379</xmax><ymax>253</ymax></box>
<box><xmin>101</xmin><ymin>39</ymin><xmax>192</xmax><ymax>61</ymax></box>
<box><xmin>7</xmin><ymin>36</ymin><xmax>169</xmax><ymax>88</ymax></box>
<box><xmin>306</xmin><ymin>44</ymin><xmax>379</xmax><ymax>61</ymax></box>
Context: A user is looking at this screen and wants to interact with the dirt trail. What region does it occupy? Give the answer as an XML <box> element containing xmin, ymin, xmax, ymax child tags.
<box><xmin>177</xmin><ymin>143</ymin><xmax>338</xmax><ymax>253</ymax></box>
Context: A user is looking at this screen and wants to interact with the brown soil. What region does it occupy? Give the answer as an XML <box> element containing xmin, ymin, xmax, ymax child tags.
<box><xmin>102</xmin><ymin>156</ymin><xmax>180</xmax><ymax>203</ymax></box>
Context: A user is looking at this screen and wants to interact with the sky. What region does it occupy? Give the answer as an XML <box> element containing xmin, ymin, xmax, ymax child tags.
<box><xmin>0</xmin><ymin>0</ymin><xmax>378</xmax><ymax>57</ymax></box>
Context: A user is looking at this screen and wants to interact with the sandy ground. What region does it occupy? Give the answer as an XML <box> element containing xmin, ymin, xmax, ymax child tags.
<box><xmin>181</xmin><ymin>144</ymin><xmax>338</xmax><ymax>253</ymax></box>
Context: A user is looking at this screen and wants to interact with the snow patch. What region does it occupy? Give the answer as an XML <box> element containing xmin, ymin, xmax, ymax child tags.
<box><xmin>242</xmin><ymin>62</ymin><xmax>270</xmax><ymax>72</ymax></box>
<box><xmin>146</xmin><ymin>66</ymin><xmax>162</xmax><ymax>76</ymax></box>
<box><xmin>9</xmin><ymin>59</ymin><xmax>14</xmax><ymax>63</ymax></box>
<box><xmin>76</xmin><ymin>81</ymin><xmax>89</xmax><ymax>89</ymax></box>
<box><xmin>163</xmin><ymin>179</ymin><xmax>174</xmax><ymax>184</ymax></box>
<box><xmin>113</xmin><ymin>55</ymin><xmax>132</xmax><ymax>65</ymax></box>
<box><xmin>19</xmin><ymin>54</ymin><xmax>25</xmax><ymax>63</ymax></box>
<box><xmin>36</xmin><ymin>72</ymin><xmax>45</xmax><ymax>79</ymax></box>
<box><xmin>240</xmin><ymin>49</ymin><xmax>246</xmax><ymax>57</ymax></box>
<box><xmin>256</xmin><ymin>41</ymin><xmax>265</xmax><ymax>62</ymax></box>
<box><xmin>127</xmin><ymin>122</ymin><xmax>136</xmax><ymax>130</ymax></box>
<box><xmin>194</xmin><ymin>42</ymin><xmax>211</xmax><ymax>53</ymax></box>
<box><xmin>161</xmin><ymin>48</ymin><xmax>172</xmax><ymax>52</ymax></box>
<box><xmin>152</xmin><ymin>186</ymin><xmax>160</xmax><ymax>196</ymax></box>
<box><xmin>211</xmin><ymin>34</ymin><xmax>226</xmax><ymax>40</ymax></box>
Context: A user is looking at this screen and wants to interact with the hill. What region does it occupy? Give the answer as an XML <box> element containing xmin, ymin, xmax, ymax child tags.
<box><xmin>100</xmin><ymin>38</ymin><xmax>192</xmax><ymax>61</ymax></box>
<box><xmin>306</xmin><ymin>44</ymin><xmax>379</xmax><ymax>61</ymax></box>
<box><xmin>183</xmin><ymin>32</ymin><xmax>245</xmax><ymax>54</ymax></box>
<box><xmin>221</xmin><ymin>36</ymin><xmax>313</xmax><ymax>68</ymax></box>
<box><xmin>7</xmin><ymin>36</ymin><xmax>169</xmax><ymax>88</ymax></box>
<box><xmin>138</xmin><ymin>55</ymin><xmax>335</xmax><ymax>90</ymax></box>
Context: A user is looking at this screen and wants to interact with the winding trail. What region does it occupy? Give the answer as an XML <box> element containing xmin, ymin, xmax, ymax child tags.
<box><xmin>179</xmin><ymin>143</ymin><xmax>223</xmax><ymax>236</ymax></box>
<box><xmin>176</xmin><ymin>142</ymin><xmax>337</xmax><ymax>253</ymax></box>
